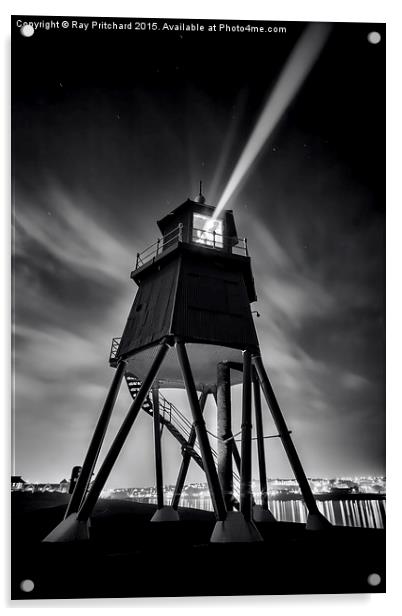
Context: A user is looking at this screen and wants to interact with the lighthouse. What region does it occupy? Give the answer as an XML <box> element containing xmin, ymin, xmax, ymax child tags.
<box><xmin>44</xmin><ymin>187</ymin><xmax>330</xmax><ymax>544</ymax></box>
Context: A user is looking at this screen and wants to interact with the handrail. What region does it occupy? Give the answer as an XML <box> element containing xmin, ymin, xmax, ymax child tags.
<box><xmin>109</xmin><ymin>337</ymin><xmax>122</xmax><ymax>363</ymax></box>
<box><xmin>192</xmin><ymin>229</ymin><xmax>248</xmax><ymax>256</ymax></box>
<box><xmin>134</xmin><ymin>225</ymin><xmax>249</xmax><ymax>271</ymax></box>
<box><xmin>158</xmin><ymin>389</ymin><xmax>241</xmax><ymax>492</ymax></box>
<box><xmin>135</xmin><ymin>224</ymin><xmax>183</xmax><ymax>269</ymax></box>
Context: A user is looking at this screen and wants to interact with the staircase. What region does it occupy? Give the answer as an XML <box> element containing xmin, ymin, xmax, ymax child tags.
<box><xmin>124</xmin><ymin>372</ymin><xmax>241</xmax><ymax>503</ymax></box>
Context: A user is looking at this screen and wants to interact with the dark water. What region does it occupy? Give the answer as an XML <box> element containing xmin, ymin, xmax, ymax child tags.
<box><xmin>134</xmin><ymin>495</ymin><xmax>385</xmax><ymax>529</ymax></box>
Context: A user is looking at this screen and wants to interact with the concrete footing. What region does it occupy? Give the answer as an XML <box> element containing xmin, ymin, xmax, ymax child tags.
<box><xmin>252</xmin><ymin>504</ymin><xmax>277</xmax><ymax>523</ymax></box>
<box><xmin>306</xmin><ymin>511</ymin><xmax>332</xmax><ymax>530</ymax></box>
<box><xmin>150</xmin><ymin>506</ymin><xmax>180</xmax><ymax>522</ymax></box>
<box><xmin>210</xmin><ymin>511</ymin><xmax>263</xmax><ymax>543</ymax></box>
<box><xmin>42</xmin><ymin>514</ymin><xmax>90</xmax><ymax>542</ymax></box>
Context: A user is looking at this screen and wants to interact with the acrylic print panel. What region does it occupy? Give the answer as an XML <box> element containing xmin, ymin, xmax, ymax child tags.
<box><xmin>11</xmin><ymin>15</ymin><xmax>385</xmax><ymax>600</ymax></box>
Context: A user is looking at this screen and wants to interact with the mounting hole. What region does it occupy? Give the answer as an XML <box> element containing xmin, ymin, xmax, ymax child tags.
<box><xmin>20</xmin><ymin>24</ymin><xmax>34</xmax><ymax>37</ymax></box>
<box><xmin>20</xmin><ymin>579</ymin><xmax>34</xmax><ymax>592</ymax></box>
<box><xmin>135</xmin><ymin>303</ymin><xmax>143</xmax><ymax>312</ymax></box>
<box><xmin>367</xmin><ymin>31</ymin><xmax>381</xmax><ymax>45</ymax></box>
<box><xmin>367</xmin><ymin>573</ymin><xmax>381</xmax><ymax>587</ymax></box>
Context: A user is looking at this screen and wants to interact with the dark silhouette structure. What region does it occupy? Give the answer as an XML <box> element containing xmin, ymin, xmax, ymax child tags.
<box><xmin>68</xmin><ymin>466</ymin><xmax>82</xmax><ymax>495</ymax></box>
<box><xmin>44</xmin><ymin>189</ymin><xmax>330</xmax><ymax>543</ymax></box>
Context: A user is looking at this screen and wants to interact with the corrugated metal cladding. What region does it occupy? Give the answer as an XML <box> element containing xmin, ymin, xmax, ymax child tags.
<box><xmin>118</xmin><ymin>259</ymin><xmax>179</xmax><ymax>357</ymax></box>
<box><xmin>118</xmin><ymin>249</ymin><xmax>258</xmax><ymax>358</ymax></box>
<box><xmin>172</xmin><ymin>257</ymin><xmax>259</xmax><ymax>350</ymax></box>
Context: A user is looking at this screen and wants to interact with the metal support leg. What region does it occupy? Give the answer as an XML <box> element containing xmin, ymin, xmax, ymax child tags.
<box><xmin>232</xmin><ymin>440</ymin><xmax>241</xmax><ymax>474</ymax></box>
<box><xmin>210</xmin><ymin>350</ymin><xmax>262</xmax><ymax>542</ymax></box>
<box><xmin>150</xmin><ymin>385</ymin><xmax>180</xmax><ymax>522</ymax></box>
<box><xmin>253</xmin><ymin>374</ymin><xmax>268</xmax><ymax>511</ymax></box>
<box><xmin>240</xmin><ymin>350</ymin><xmax>253</xmax><ymax>521</ymax></box>
<box><xmin>152</xmin><ymin>387</ymin><xmax>164</xmax><ymax>510</ymax></box>
<box><xmin>77</xmin><ymin>342</ymin><xmax>170</xmax><ymax>523</ymax></box>
<box><xmin>171</xmin><ymin>391</ymin><xmax>208</xmax><ymax>510</ymax></box>
<box><xmin>176</xmin><ymin>341</ymin><xmax>227</xmax><ymax>521</ymax></box>
<box><xmin>252</xmin><ymin>372</ymin><xmax>276</xmax><ymax>522</ymax></box>
<box><xmin>217</xmin><ymin>363</ymin><xmax>233</xmax><ymax>511</ymax></box>
<box><xmin>214</xmin><ymin>374</ymin><xmax>253</xmax><ymax>508</ymax></box>
<box><xmin>65</xmin><ymin>359</ymin><xmax>126</xmax><ymax>518</ymax></box>
<box><xmin>253</xmin><ymin>354</ymin><xmax>331</xmax><ymax>529</ymax></box>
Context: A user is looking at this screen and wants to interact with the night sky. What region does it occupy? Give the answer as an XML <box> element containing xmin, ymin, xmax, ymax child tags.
<box><xmin>12</xmin><ymin>17</ymin><xmax>385</xmax><ymax>486</ymax></box>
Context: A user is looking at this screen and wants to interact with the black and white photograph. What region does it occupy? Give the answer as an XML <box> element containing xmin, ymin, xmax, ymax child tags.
<box><xmin>11</xmin><ymin>9</ymin><xmax>385</xmax><ymax>601</ymax></box>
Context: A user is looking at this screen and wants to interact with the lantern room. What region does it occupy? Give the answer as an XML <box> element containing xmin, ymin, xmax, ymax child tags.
<box><xmin>157</xmin><ymin>187</ymin><xmax>239</xmax><ymax>254</ymax></box>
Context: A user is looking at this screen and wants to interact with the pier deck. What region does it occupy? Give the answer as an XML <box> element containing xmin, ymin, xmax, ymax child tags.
<box><xmin>11</xmin><ymin>493</ymin><xmax>385</xmax><ymax>599</ymax></box>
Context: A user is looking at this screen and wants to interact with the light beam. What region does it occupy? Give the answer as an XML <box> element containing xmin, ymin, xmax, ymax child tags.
<box><xmin>210</xmin><ymin>23</ymin><xmax>332</xmax><ymax>223</ymax></box>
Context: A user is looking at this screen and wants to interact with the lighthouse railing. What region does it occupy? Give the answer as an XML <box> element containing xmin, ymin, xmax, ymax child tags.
<box><xmin>135</xmin><ymin>225</ymin><xmax>249</xmax><ymax>271</ymax></box>
<box><xmin>109</xmin><ymin>337</ymin><xmax>122</xmax><ymax>364</ymax></box>
<box><xmin>191</xmin><ymin>228</ymin><xmax>249</xmax><ymax>256</ymax></box>
<box><xmin>135</xmin><ymin>224</ymin><xmax>183</xmax><ymax>269</ymax></box>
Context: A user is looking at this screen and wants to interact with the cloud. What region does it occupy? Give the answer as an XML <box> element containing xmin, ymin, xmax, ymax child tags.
<box><xmin>340</xmin><ymin>372</ymin><xmax>371</xmax><ymax>391</ymax></box>
<box><xmin>13</xmin><ymin>183</ymin><xmax>134</xmax><ymax>283</ymax></box>
<box><xmin>13</xmin><ymin>324</ymin><xmax>102</xmax><ymax>378</ymax></box>
<box><xmin>249</xmin><ymin>218</ymin><xmax>335</xmax><ymax>328</ymax></box>
<box><xmin>240</xmin><ymin>211</ymin><xmax>383</xmax><ymax>477</ymax></box>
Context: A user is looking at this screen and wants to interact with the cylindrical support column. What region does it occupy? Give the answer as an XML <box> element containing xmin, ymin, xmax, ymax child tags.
<box><xmin>214</xmin><ymin>389</ymin><xmax>241</xmax><ymax>475</ymax></box>
<box><xmin>253</xmin><ymin>355</ymin><xmax>319</xmax><ymax>515</ymax></box>
<box><xmin>176</xmin><ymin>341</ymin><xmax>227</xmax><ymax>521</ymax></box>
<box><xmin>152</xmin><ymin>387</ymin><xmax>164</xmax><ymax>509</ymax></box>
<box><xmin>253</xmin><ymin>374</ymin><xmax>269</xmax><ymax>511</ymax></box>
<box><xmin>240</xmin><ymin>350</ymin><xmax>253</xmax><ymax>521</ymax></box>
<box><xmin>77</xmin><ymin>342</ymin><xmax>170</xmax><ymax>522</ymax></box>
<box><xmin>217</xmin><ymin>363</ymin><xmax>233</xmax><ymax>511</ymax></box>
<box><xmin>65</xmin><ymin>359</ymin><xmax>126</xmax><ymax>518</ymax></box>
<box><xmin>215</xmin><ymin>387</ymin><xmax>247</xmax><ymax>505</ymax></box>
<box><xmin>172</xmin><ymin>391</ymin><xmax>208</xmax><ymax>510</ymax></box>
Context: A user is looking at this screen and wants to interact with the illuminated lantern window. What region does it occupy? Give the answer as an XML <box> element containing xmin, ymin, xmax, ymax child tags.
<box><xmin>192</xmin><ymin>213</ymin><xmax>223</xmax><ymax>248</ymax></box>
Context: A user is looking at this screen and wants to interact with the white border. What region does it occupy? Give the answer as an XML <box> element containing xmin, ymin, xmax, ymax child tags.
<box><xmin>0</xmin><ymin>0</ymin><xmax>393</xmax><ymax>22</ymax></box>
<box><xmin>2</xmin><ymin>0</ymin><xmax>400</xmax><ymax>613</ymax></box>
